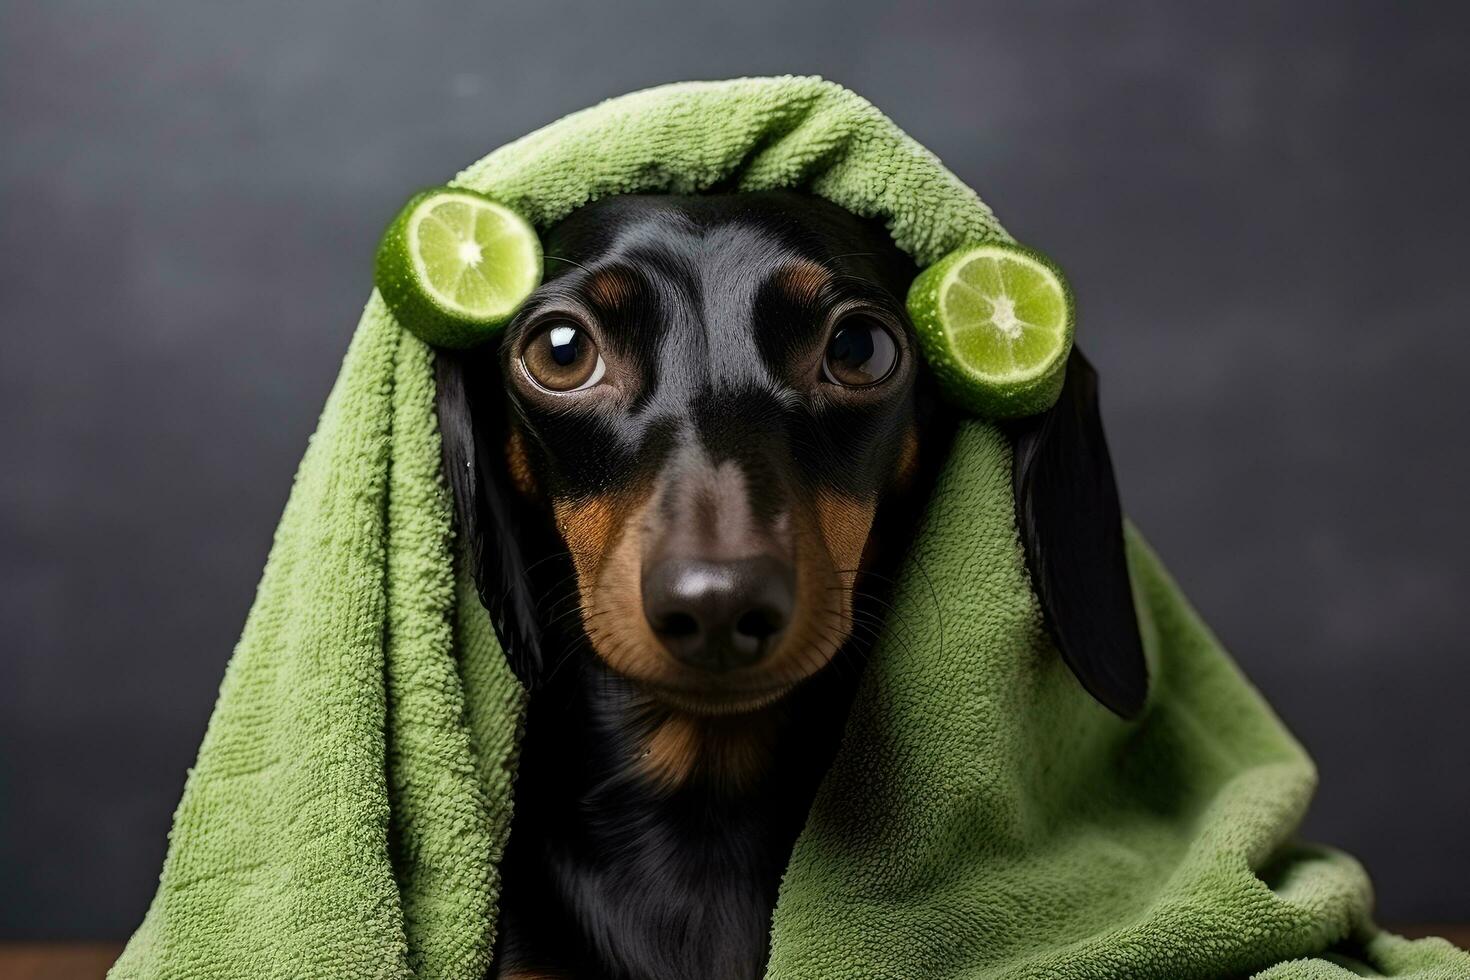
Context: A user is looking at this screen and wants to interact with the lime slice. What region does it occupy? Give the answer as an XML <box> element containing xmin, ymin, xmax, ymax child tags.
<box><xmin>374</xmin><ymin>187</ymin><xmax>542</xmax><ymax>348</ymax></box>
<box><xmin>907</xmin><ymin>242</ymin><xmax>1074</xmax><ymax>418</ymax></box>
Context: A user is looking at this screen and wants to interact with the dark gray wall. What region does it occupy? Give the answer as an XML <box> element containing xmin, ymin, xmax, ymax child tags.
<box><xmin>2</xmin><ymin>0</ymin><xmax>1467</xmax><ymax>940</ymax></box>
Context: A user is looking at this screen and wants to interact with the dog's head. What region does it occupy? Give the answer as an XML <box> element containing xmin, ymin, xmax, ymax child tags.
<box><xmin>438</xmin><ymin>191</ymin><xmax>1146</xmax><ymax>718</ymax></box>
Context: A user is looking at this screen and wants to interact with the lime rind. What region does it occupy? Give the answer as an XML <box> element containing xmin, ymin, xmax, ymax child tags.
<box><xmin>374</xmin><ymin>187</ymin><xmax>543</xmax><ymax>349</ymax></box>
<box><xmin>907</xmin><ymin>242</ymin><xmax>1074</xmax><ymax>419</ymax></box>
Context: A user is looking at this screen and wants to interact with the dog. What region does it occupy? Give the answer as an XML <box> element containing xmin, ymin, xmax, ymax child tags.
<box><xmin>434</xmin><ymin>190</ymin><xmax>1146</xmax><ymax>980</ymax></box>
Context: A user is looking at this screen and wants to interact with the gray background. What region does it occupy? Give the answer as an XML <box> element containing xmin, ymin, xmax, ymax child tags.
<box><xmin>2</xmin><ymin>0</ymin><xmax>1467</xmax><ymax>940</ymax></box>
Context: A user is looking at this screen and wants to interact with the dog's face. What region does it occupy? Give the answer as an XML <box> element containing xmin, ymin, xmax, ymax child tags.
<box><xmin>439</xmin><ymin>192</ymin><xmax>1147</xmax><ymax>724</ymax></box>
<box><xmin>493</xmin><ymin>192</ymin><xmax>923</xmax><ymax>714</ymax></box>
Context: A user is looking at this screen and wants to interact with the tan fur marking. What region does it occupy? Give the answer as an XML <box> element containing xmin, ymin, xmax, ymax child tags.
<box><xmin>582</xmin><ymin>267</ymin><xmax>636</xmax><ymax>311</ymax></box>
<box><xmin>895</xmin><ymin>425</ymin><xmax>920</xmax><ymax>489</ymax></box>
<box><xmin>579</xmin><ymin>489</ymin><xmax>669</xmax><ymax>680</ymax></box>
<box><xmin>504</xmin><ymin>427</ymin><xmax>537</xmax><ymax>497</ymax></box>
<box><xmin>638</xmin><ymin>712</ymin><xmax>703</xmax><ymax>790</ymax></box>
<box><xmin>813</xmin><ymin>490</ymin><xmax>878</xmax><ymax>577</ymax></box>
<box><xmin>552</xmin><ymin>494</ymin><xmax>622</xmax><ymax>582</ymax></box>
<box><xmin>772</xmin><ymin>257</ymin><xmax>833</xmax><ymax>307</ymax></box>
<box><xmin>636</xmin><ymin>710</ymin><xmax>780</xmax><ymax>793</ymax></box>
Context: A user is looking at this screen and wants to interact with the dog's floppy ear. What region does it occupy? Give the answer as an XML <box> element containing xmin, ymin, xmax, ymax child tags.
<box><xmin>435</xmin><ymin>345</ymin><xmax>550</xmax><ymax>689</ymax></box>
<box><xmin>1008</xmin><ymin>348</ymin><xmax>1148</xmax><ymax>718</ymax></box>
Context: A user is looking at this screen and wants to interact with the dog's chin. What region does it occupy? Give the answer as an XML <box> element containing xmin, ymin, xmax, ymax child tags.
<box><xmin>635</xmin><ymin>678</ymin><xmax>796</xmax><ymax>717</ymax></box>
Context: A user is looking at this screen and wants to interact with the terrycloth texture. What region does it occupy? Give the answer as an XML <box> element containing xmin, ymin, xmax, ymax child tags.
<box><xmin>112</xmin><ymin>77</ymin><xmax>1467</xmax><ymax>980</ymax></box>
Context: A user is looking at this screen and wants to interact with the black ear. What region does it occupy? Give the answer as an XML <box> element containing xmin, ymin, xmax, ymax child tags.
<box><xmin>1007</xmin><ymin>348</ymin><xmax>1148</xmax><ymax>718</ymax></box>
<box><xmin>435</xmin><ymin>345</ymin><xmax>552</xmax><ymax>689</ymax></box>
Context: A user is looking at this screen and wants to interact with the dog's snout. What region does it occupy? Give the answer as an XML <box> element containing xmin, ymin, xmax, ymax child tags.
<box><xmin>642</xmin><ymin>556</ymin><xmax>794</xmax><ymax>671</ymax></box>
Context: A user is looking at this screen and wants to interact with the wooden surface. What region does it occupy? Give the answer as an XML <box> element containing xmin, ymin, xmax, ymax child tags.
<box><xmin>0</xmin><ymin>945</ymin><xmax>121</xmax><ymax>980</ymax></box>
<box><xmin>3</xmin><ymin>929</ymin><xmax>1467</xmax><ymax>978</ymax></box>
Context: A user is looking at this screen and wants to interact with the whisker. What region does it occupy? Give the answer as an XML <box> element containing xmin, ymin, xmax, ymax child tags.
<box><xmin>543</xmin><ymin>253</ymin><xmax>594</xmax><ymax>275</ymax></box>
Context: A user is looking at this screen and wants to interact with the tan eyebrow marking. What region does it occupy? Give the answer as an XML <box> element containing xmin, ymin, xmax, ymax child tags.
<box><xmin>770</xmin><ymin>257</ymin><xmax>833</xmax><ymax>307</ymax></box>
<box><xmin>581</xmin><ymin>267</ymin><xmax>638</xmax><ymax>312</ymax></box>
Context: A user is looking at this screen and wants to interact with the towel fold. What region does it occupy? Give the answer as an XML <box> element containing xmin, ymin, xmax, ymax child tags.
<box><xmin>112</xmin><ymin>76</ymin><xmax>1468</xmax><ymax>980</ymax></box>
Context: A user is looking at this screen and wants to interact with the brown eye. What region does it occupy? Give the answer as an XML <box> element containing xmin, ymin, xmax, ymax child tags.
<box><xmin>521</xmin><ymin>320</ymin><xmax>605</xmax><ymax>392</ymax></box>
<box><xmin>822</xmin><ymin>313</ymin><xmax>899</xmax><ymax>387</ymax></box>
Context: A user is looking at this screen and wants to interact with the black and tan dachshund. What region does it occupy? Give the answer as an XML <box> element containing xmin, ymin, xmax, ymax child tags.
<box><xmin>434</xmin><ymin>191</ymin><xmax>1146</xmax><ymax>980</ymax></box>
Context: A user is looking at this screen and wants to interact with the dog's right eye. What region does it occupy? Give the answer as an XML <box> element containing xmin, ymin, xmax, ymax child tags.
<box><xmin>521</xmin><ymin>320</ymin><xmax>606</xmax><ymax>393</ymax></box>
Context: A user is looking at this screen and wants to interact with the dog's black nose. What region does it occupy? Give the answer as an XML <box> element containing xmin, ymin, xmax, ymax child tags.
<box><xmin>641</xmin><ymin>556</ymin><xmax>794</xmax><ymax>671</ymax></box>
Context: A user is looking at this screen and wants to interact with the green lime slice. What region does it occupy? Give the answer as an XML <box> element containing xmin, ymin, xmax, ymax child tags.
<box><xmin>374</xmin><ymin>187</ymin><xmax>542</xmax><ymax>348</ymax></box>
<box><xmin>907</xmin><ymin>242</ymin><xmax>1074</xmax><ymax>418</ymax></box>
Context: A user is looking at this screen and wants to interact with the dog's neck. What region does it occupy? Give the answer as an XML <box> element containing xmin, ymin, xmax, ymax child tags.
<box><xmin>550</xmin><ymin>655</ymin><xmax>849</xmax><ymax>809</ymax></box>
<box><xmin>493</xmin><ymin>654</ymin><xmax>858</xmax><ymax>979</ymax></box>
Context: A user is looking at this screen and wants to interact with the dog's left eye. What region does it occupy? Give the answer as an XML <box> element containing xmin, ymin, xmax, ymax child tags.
<box><xmin>521</xmin><ymin>320</ymin><xmax>606</xmax><ymax>393</ymax></box>
<box><xmin>822</xmin><ymin>313</ymin><xmax>899</xmax><ymax>387</ymax></box>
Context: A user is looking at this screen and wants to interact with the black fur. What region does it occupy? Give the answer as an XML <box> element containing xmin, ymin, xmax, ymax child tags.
<box><xmin>433</xmin><ymin>191</ymin><xmax>1145</xmax><ymax>979</ymax></box>
<box><xmin>1009</xmin><ymin>350</ymin><xmax>1148</xmax><ymax>718</ymax></box>
<box><xmin>437</xmin><ymin>346</ymin><xmax>559</xmax><ymax>689</ymax></box>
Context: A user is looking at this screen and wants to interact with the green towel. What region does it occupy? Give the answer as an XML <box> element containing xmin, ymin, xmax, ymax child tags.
<box><xmin>112</xmin><ymin>77</ymin><xmax>1467</xmax><ymax>980</ymax></box>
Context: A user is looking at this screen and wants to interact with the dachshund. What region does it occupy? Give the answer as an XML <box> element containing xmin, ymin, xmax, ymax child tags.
<box><xmin>433</xmin><ymin>190</ymin><xmax>1146</xmax><ymax>980</ymax></box>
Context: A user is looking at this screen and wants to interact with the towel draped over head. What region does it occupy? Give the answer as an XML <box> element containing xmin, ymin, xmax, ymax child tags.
<box><xmin>111</xmin><ymin>76</ymin><xmax>1467</xmax><ymax>980</ymax></box>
